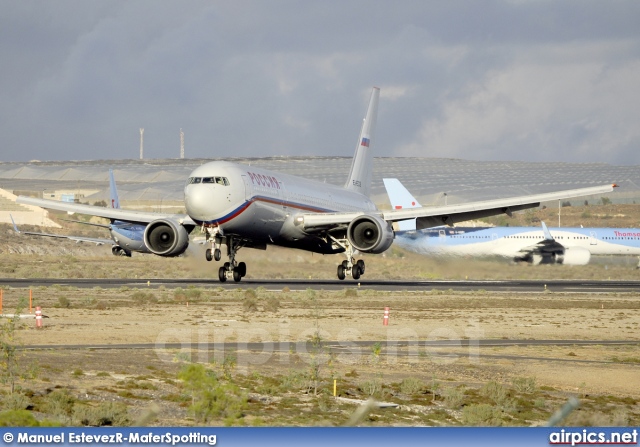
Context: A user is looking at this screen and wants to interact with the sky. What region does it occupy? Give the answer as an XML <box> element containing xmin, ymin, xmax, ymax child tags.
<box><xmin>1</xmin><ymin>1</ymin><xmax>639</xmax><ymax>164</ymax></box>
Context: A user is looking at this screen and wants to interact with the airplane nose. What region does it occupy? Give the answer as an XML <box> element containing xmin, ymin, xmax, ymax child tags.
<box><xmin>184</xmin><ymin>185</ymin><xmax>212</xmax><ymax>222</ymax></box>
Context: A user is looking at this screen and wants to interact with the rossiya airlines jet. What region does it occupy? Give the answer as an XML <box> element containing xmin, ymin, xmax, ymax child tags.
<box><xmin>18</xmin><ymin>87</ymin><xmax>618</xmax><ymax>281</ymax></box>
<box><xmin>383</xmin><ymin>178</ymin><xmax>639</xmax><ymax>265</ymax></box>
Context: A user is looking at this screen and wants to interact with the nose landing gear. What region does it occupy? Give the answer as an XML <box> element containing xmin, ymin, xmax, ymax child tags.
<box><xmin>203</xmin><ymin>226</ymin><xmax>247</xmax><ymax>282</ymax></box>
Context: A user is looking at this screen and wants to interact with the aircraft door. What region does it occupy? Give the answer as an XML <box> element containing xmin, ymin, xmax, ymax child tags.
<box><xmin>491</xmin><ymin>233</ymin><xmax>499</xmax><ymax>244</ymax></box>
<box><xmin>439</xmin><ymin>229</ymin><xmax>446</xmax><ymax>238</ymax></box>
<box><xmin>241</xmin><ymin>175</ymin><xmax>252</xmax><ymax>201</ymax></box>
<box><xmin>590</xmin><ymin>231</ymin><xmax>598</xmax><ymax>245</ymax></box>
<box><xmin>279</xmin><ymin>180</ymin><xmax>288</xmax><ymax>212</ymax></box>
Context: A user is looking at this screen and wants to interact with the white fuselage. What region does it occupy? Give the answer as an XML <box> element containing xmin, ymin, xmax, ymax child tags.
<box><xmin>395</xmin><ymin>226</ymin><xmax>640</xmax><ymax>259</ymax></box>
<box><xmin>184</xmin><ymin>161</ymin><xmax>377</xmax><ymax>253</ymax></box>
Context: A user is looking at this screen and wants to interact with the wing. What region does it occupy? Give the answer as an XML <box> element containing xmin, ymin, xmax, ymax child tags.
<box><xmin>297</xmin><ymin>183</ymin><xmax>617</xmax><ymax>230</ymax></box>
<box><xmin>15</xmin><ymin>196</ymin><xmax>196</xmax><ymax>226</ymax></box>
<box><xmin>10</xmin><ymin>214</ymin><xmax>113</xmax><ymax>246</ymax></box>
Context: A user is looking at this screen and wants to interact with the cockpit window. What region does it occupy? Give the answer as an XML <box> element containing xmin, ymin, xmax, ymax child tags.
<box><xmin>187</xmin><ymin>176</ymin><xmax>229</xmax><ymax>186</ymax></box>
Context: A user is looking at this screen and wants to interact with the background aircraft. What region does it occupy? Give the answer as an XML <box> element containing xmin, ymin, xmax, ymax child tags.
<box><xmin>18</xmin><ymin>88</ymin><xmax>616</xmax><ymax>281</ymax></box>
<box><xmin>384</xmin><ymin>178</ymin><xmax>640</xmax><ymax>265</ymax></box>
<box><xmin>13</xmin><ymin>169</ymin><xmax>150</xmax><ymax>257</ymax></box>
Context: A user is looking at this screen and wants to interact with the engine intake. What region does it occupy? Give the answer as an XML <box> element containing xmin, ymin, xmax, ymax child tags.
<box><xmin>347</xmin><ymin>214</ymin><xmax>394</xmax><ymax>254</ymax></box>
<box><xmin>143</xmin><ymin>219</ymin><xmax>190</xmax><ymax>257</ymax></box>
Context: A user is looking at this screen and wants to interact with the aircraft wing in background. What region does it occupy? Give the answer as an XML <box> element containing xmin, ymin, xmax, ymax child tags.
<box><xmin>11</xmin><ymin>214</ymin><xmax>113</xmax><ymax>246</ymax></box>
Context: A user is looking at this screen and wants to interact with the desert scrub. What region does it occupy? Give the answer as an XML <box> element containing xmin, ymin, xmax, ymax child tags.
<box><xmin>73</xmin><ymin>402</ymin><xmax>129</xmax><ymax>426</ymax></box>
<box><xmin>462</xmin><ymin>403</ymin><xmax>503</xmax><ymax>426</ymax></box>
<box><xmin>399</xmin><ymin>377</ymin><xmax>424</xmax><ymax>395</ymax></box>
<box><xmin>131</xmin><ymin>291</ymin><xmax>157</xmax><ymax>305</ymax></box>
<box><xmin>178</xmin><ymin>364</ymin><xmax>247</xmax><ymax>425</ymax></box>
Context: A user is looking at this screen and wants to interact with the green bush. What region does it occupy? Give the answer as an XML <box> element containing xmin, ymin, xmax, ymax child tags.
<box><xmin>400</xmin><ymin>377</ymin><xmax>424</xmax><ymax>395</ymax></box>
<box><xmin>42</xmin><ymin>389</ymin><xmax>75</xmax><ymax>419</ymax></box>
<box><xmin>178</xmin><ymin>364</ymin><xmax>247</xmax><ymax>424</ymax></box>
<box><xmin>73</xmin><ymin>402</ymin><xmax>129</xmax><ymax>426</ymax></box>
<box><xmin>264</xmin><ymin>296</ymin><xmax>280</xmax><ymax>313</ymax></box>
<box><xmin>0</xmin><ymin>393</ymin><xmax>30</xmax><ymax>411</ymax></box>
<box><xmin>480</xmin><ymin>381</ymin><xmax>508</xmax><ymax>405</ymax></box>
<box><xmin>512</xmin><ymin>376</ymin><xmax>537</xmax><ymax>393</ymax></box>
<box><xmin>131</xmin><ymin>291</ymin><xmax>157</xmax><ymax>305</ymax></box>
<box><xmin>0</xmin><ymin>410</ymin><xmax>40</xmax><ymax>426</ymax></box>
<box><xmin>462</xmin><ymin>403</ymin><xmax>503</xmax><ymax>426</ymax></box>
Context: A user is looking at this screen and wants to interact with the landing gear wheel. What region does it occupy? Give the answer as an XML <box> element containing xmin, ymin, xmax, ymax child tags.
<box><xmin>224</xmin><ymin>262</ymin><xmax>230</xmax><ymax>269</ymax></box>
<box><xmin>214</xmin><ymin>248</ymin><xmax>221</xmax><ymax>261</ymax></box>
<box><xmin>206</xmin><ymin>248</ymin><xmax>213</xmax><ymax>262</ymax></box>
<box><xmin>337</xmin><ymin>264</ymin><xmax>346</xmax><ymax>280</ymax></box>
<box><xmin>341</xmin><ymin>260</ymin><xmax>349</xmax><ymax>269</ymax></box>
<box><xmin>352</xmin><ymin>265</ymin><xmax>361</xmax><ymax>280</ymax></box>
<box><xmin>233</xmin><ymin>268</ymin><xmax>242</xmax><ymax>282</ymax></box>
<box><xmin>237</xmin><ymin>262</ymin><xmax>247</xmax><ymax>277</ymax></box>
<box><xmin>218</xmin><ymin>266</ymin><xmax>227</xmax><ymax>282</ymax></box>
<box><xmin>357</xmin><ymin>259</ymin><xmax>365</xmax><ymax>275</ymax></box>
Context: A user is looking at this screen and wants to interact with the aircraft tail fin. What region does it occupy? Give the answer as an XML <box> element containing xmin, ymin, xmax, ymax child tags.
<box><xmin>383</xmin><ymin>178</ymin><xmax>421</xmax><ymax>232</ymax></box>
<box><xmin>344</xmin><ymin>87</ymin><xmax>380</xmax><ymax>197</ymax></box>
<box><xmin>10</xmin><ymin>214</ymin><xmax>20</xmax><ymax>233</ymax></box>
<box><xmin>541</xmin><ymin>221</ymin><xmax>554</xmax><ymax>240</ymax></box>
<box><xmin>109</xmin><ymin>169</ymin><xmax>120</xmax><ymax>209</ymax></box>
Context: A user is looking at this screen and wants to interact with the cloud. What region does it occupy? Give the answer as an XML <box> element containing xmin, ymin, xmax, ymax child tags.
<box><xmin>397</xmin><ymin>40</ymin><xmax>640</xmax><ymax>164</ymax></box>
<box><xmin>0</xmin><ymin>1</ymin><xmax>639</xmax><ymax>164</ymax></box>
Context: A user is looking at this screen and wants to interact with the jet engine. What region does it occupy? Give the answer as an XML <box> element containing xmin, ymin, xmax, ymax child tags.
<box><xmin>143</xmin><ymin>219</ymin><xmax>190</xmax><ymax>257</ymax></box>
<box><xmin>347</xmin><ymin>214</ymin><xmax>394</xmax><ymax>254</ymax></box>
<box><xmin>556</xmin><ymin>246</ymin><xmax>591</xmax><ymax>265</ymax></box>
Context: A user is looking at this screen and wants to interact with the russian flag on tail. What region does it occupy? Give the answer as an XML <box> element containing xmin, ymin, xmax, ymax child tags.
<box><xmin>361</xmin><ymin>137</ymin><xmax>370</xmax><ymax>147</ymax></box>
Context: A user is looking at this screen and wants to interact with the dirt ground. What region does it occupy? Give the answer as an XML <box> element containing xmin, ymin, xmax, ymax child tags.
<box><xmin>1</xmin><ymin>222</ymin><xmax>639</xmax><ymax>426</ymax></box>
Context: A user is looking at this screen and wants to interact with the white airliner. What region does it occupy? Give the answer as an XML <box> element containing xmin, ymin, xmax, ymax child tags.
<box><xmin>13</xmin><ymin>169</ymin><xmax>150</xmax><ymax>257</ymax></box>
<box><xmin>384</xmin><ymin>178</ymin><xmax>639</xmax><ymax>265</ymax></box>
<box><xmin>18</xmin><ymin>87</ymin><xmax>617</xmax><ymax>281</ymax></box>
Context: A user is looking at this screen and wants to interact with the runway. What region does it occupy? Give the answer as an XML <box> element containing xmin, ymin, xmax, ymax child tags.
<box><xmin>2</xmin><ymin>277</ymin><xmax>640</xmax><ymax>293</ymax></box>
<box><xmin>21</xmin><ymin>339</ymin><xmax>640</xmax><ymax>365</ymax></box>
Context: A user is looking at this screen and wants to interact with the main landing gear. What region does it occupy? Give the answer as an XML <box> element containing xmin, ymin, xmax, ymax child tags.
<box><xmin>112</xmin><ymin>246</ymin><xmax>132</xmax><ymax>257</ymax></box>
<box><xmin>203</xmin><ymin>227</ymin><xmax>247</xmax><ymax>282</ymax></box>
<box><xmin>331</xmin><ymin>236</ymin><xmax>365</xmax><ymax>281</ymax></box>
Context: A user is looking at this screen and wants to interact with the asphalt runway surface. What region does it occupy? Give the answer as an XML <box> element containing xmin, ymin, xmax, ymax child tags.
<box><xmin>2</xmin><ymin>278</ymin><xmax>640</xmax><ymax>293</ymax></box>
<box><xmin>21</xmin><ymin>339</ymin><xmax>640</xmax><ymax>365</ymax></box>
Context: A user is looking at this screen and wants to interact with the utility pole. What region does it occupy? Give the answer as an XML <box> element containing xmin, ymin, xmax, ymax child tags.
<box><xmin>139</xmin><ymin>128</ymin><xmax>144</xmax><ymax>160</ymax></box>
<box><xmin>558</xmin><ymin>199</ymin><xmax>561</xmax><ymax>228</ymax></box>
<box><xmin>180</xmin><ymin>128</ymin><xmax>185</xmax><ymax>159</ymax></box>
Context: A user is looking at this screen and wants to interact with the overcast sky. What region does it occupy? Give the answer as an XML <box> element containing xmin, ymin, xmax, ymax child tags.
<box><xmin>2</xmin><ymin>1</ymin><xmax>639</xmax><ymax>164</ymax></box>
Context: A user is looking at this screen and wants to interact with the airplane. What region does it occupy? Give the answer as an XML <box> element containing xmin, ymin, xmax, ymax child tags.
<box><xmin>383</xmin><ymin>178</ymin><xmax>640</xmax><ymax>265</ymax></box>
<box><xmin>17</xmin><ymin>87</ymin><xmax>617</xmax><ymax>281</ymax></box>
<box><xmin>12</xmin><ymin>169</ymin><xmax>150</xmax><ymax>257</ymax></box>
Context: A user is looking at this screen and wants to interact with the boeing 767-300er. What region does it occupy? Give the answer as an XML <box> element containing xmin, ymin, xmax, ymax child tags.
<box><xmin>17</xmin><ymin>87</ymin><xmax>617</xmax><ymax>282</ymax></box>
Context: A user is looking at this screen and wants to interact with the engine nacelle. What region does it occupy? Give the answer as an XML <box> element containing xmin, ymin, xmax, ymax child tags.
<box><xmin>143</xmin><ymin>219</ymin><xmax>190</xmax><ymax>257</ymax></box>
<box><xmin>347</xmin><ymin>214</ymin><xmax>394</xmax><ymax>254</ymax></box>
<box><xmin>556</xmin><ymin>246</ymin><xmax>591</xmax><ymax>265</ymax></box>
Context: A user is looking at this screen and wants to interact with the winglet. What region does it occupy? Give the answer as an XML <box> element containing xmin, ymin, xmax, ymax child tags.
<box><xmin>9</xmin><ymin>214</ymin><xmax>20</xmax><ymax>233</ymax></box>
<box><xmin>541</xmin><ymin>221</ymin><xmax>554</xmax><ymax>241</ymax></box>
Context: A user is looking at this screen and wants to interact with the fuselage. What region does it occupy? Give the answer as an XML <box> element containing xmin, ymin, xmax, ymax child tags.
<box><xmin>395</xmin><ymin>226</ymin><xmax>640</xmax><ymax>258</ymax></box>
<box><xmin>184</xmin><ymin>161</ymin><xmax>377</xmax><ymax>254</ymax></box>
<box><xmin>109</xmin><ymin>220</ymin><xmax>149</xmax><ymax>253</ymax></box>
